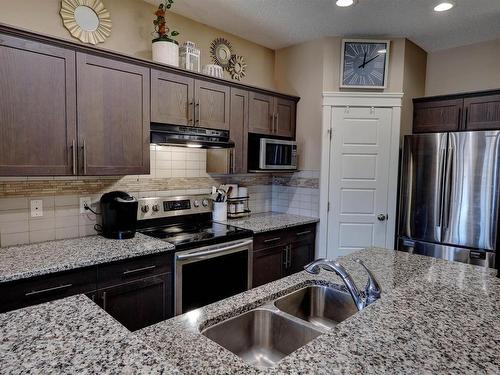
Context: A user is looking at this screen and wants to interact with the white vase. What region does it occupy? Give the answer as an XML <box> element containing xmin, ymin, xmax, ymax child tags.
<box><xmin>152</xmin><ymin>40</ymin><xmax>179</xmax><ymax>67</ymax></box>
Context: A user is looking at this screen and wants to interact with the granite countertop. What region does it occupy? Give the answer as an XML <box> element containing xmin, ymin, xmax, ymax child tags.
<box><xmin>220</xmin><ymin>212</ymin><xmax>319</xmax><ymax>233</ymax></box>
<box><xmin>0</xmin><ymin>294</ymin><xmax>180</xmax><ymax>375</ymax></box>
<box><xmin>137</xmin><ymin>248</ymin><xmax>500</xmax><ymax>374</ymax></box>
<box><xmin>0</xmin><ymin>233</ymin><xmax>175</xmax><ymax>283</ymax></box>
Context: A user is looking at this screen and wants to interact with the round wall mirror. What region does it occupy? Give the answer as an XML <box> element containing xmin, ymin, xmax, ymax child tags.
<box><xmin>74</xmin><ymin>6</ymin><xmax>99</xmax><ymax>32</ymax></box>
<box><xmin>60</xmin><ymin>0</ymin><xmax>112</xmax><ymax>45</ymax></box>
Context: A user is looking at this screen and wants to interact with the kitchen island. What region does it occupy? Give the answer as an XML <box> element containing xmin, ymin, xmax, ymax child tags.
<box><xmin>1</xmin><ymin>248</ymin><xmax>498</xmax><ymax>374</ymax></box>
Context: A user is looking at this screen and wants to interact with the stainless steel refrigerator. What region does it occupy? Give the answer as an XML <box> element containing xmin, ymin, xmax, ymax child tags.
<box><xmin>398</xmin><ymin>131</ymin><xmax>500</xmax><ymax>268</ymax></box>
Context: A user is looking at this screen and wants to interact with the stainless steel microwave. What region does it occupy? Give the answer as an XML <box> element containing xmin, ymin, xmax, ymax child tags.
<box><xmin>248</xmin><ymin>134</ymin><xmax>297</xmax><ymax>172</ymax></box>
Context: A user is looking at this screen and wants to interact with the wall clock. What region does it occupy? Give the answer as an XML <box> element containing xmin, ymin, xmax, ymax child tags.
<box><xmin>340</xmin><ymin>39</ymin><xmax>390</xmax><ymax>89</ymax></box>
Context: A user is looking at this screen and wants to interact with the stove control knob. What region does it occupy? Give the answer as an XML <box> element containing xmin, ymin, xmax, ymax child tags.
<box><xmin>141</xmin><ymin>205</ymin><xmax>150</xmax><ymax>213</ymax></box>
<box><xmin>152</xmin><ymin>204</ymin><xmax>160</xmax><ymax>212</ymax></box>
<box><xmin>202</xmin><ymin>199</ymin><xmax>209</xmax><ymax>207</ymax></box>
<box><xmin>193</xmin><ymin>200</ymin><xmax>200</xmax><ymax>208</ymax></box>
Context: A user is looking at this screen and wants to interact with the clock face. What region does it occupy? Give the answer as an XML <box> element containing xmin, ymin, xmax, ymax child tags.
<box><xmin>342</xmin><ymin>41</ymin><xmax>389</xmax><ymax>88</ymax></box>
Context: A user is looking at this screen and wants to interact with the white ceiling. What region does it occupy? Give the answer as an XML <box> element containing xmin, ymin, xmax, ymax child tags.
<box><xmin>144</xmin><ymin>0</ymin><xmax>500</xmax><ymax>52</ymax></box>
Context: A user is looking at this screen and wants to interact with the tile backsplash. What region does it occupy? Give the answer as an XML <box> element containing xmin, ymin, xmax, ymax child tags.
<box><xmin>0</xmin><ymin>144</ymin><xmax>319</xmax><ymax>248</ymax></box>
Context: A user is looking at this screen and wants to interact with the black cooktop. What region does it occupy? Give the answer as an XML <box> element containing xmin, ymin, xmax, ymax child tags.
<box><xmin>139</xmin><ymin>220</ymin><xmax>253</xmax><ymax>251</ymax></box>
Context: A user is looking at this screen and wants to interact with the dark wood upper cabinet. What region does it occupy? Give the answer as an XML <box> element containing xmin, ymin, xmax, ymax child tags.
<box><xmin>413</xmin><ymin>99</ymin><xmax>463</xmax><ymax>133</ymax></box>
<box><xmin>76</xmin><ymin>53</ymin><xmax>150</xmax><ymax>175</ymax></box>
<box><xmin>275</xmin><ymin>97</ymin><xmax>296</xmax><ymax>138</ymax></box>
<box><xmin>229</xmin><ymin>88</ymin><xmax>249</xmax><ymax>173</ymax></box>
<box><xmin>195</xmin><ymin>80</ymin><xmax>230</xmax><ymax>130</ymax></box>
<box><xmin>151</xmin><ymin>70</ymin><xmax>194</xmax><ymax>126</ymax></box>
<box><xmin>463</xmin><ymin>94</ymin><xmax>500</xmax><ymax>130</ymax></box>
<box><xmin>413</xmin><ymin>89</ymin><xmax>500</xmax><ymax>133</ymax></box>
<box><xmin>0</xmin><ymin>33</ymin><xmax>77</xmax><ymax>176</ymax></box>
<box><xmin>249</xmin><ymin>92</ymin><xmax>275</xmax><ymax>135</ymax></box>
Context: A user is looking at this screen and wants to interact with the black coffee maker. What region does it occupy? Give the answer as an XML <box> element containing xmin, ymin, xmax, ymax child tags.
<box><xmin>100</xmin><ymin>191</ymin><xmax>138</xmax><ymax>239</ymax></box>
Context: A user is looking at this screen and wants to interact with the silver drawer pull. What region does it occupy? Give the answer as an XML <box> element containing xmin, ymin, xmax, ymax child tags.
<box><xmin>25</xmin><ymin>283</ymin><xmax>73</xmax><ymax>297</ymax></box>
<box><xmin>296</xmin><ymin>230</ymin><xmax>312</xmax><ymax>236</ymax></box>
<box><xmin>263</xmin><ymin>237</ymin><xmax>281</xmax><ymax>243</ymax></box>
<box><xmin>123</xmin><ymin>265</ymin><xmax>156</xmax><ymax>275</ymax></box>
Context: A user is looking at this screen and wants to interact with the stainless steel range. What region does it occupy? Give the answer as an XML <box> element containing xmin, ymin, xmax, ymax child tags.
<box><xmin>137</xmin><ymin>195</ymin><xmax>253</xmax><ymax>315</ymax></box>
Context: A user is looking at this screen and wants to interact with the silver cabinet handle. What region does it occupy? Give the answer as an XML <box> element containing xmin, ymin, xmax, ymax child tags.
<box><xmin>102</xmin><ymin>291</ymin><xmax>108</xmax><ymax>311</ymax></box>
<box><xmin>275</xmin><ymin>112</ymin><xmax>279</xmax><ymax>134</ymax></box>
<box><xmin>123</xmin><ymin>265</ymin><xmax>156</xmax><ymax>276</ymax></box>
<box><xmin>263</xmin><ymin>237</ymin><xmax>281</xmax><ymax>244</ymax></box>
<box><xmin>71</xmin><ymin>139</ymin><xmax>77</xmax><ymax>175</ymax></box>
<box><xmin>188</xmin><ymin>100</ymin><xmax>194</xmax><ymax>125</ymax></box>
<box><xmin>82</xmin><ymin>139</ymin><xmax>87</xmax><ymax>175</ymax></box>
<box><xmin>195</xmin><ymin>100</ymin><xmax>200</xmax><ymax>125</ymax></box>
<box><xmin>229</xmin><ymin>149</ymin><xmax>234</xmax><ymax>174</ymax></box>
<box><xmin>296</xmin><ymin>230</ymin><xmax>312</xmax><ymax>236</ymax></box>
<box><xmin>25</xmin><ymin>283</ymin><xmax>73</xmax><ymax>297</ymax></box>
<box><xmin>271</xmin><ymin>113</ymin><xmax>275</xmax><ymax>133</ymax></box>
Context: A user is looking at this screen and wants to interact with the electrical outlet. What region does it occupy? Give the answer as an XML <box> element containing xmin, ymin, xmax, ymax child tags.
<box><xmin>30</xmin><ymin>200</ymin><xmax>43</xmax><ymax>217</ymax></box>
<box><xmin>80</xmin><ymin>197</ymin><xmax>91</xmax><ymax>214</ymax></box>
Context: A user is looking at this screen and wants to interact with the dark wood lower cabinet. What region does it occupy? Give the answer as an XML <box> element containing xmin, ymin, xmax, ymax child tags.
<box><xmin>252</xmin><ymin>224</ymin><xmax>316</xmax><ymax>288</ymax></box>
<box><xmin>97</xmin><ymin>273</ymin><xmax>173</xmax><ymax>332</ymax></box>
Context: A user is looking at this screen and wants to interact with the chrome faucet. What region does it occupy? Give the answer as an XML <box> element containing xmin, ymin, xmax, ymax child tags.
<box><xmin>304</xmin><ymin>258</ymin><xmax>381</xmax><ymax>311</ymax></box>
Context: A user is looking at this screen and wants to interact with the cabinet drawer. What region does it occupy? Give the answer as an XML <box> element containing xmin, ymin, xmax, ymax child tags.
<box><xmin>97</xmin><ymin>252</ymin><xmax>173</xmax><ymax>288</ymax></box>
<box><xmin>253</xmin><ymin>229</ymin><xmax>289</xmax><ymax>250</ymax></box>
<box><xmin>289</xmin><ymin>224</ymin><xmax>316</xmax><ymax>243</ymax></box>
<box><xmin>0</xmin><ymin>267</ymin><xmax>97</xmax><ymax>313</ymax></box>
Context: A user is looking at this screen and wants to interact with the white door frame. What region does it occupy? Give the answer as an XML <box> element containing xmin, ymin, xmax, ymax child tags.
<box><xmin>318</xmin><ymin>92</ymin><xmax>403</xmax><ymax>258</ymax></box>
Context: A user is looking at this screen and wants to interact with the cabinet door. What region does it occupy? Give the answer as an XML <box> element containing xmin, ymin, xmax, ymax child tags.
<box><xmin>463</xmin><ymin>94</ymin><xmax>500</xmax><ymax>130</ymax></box>
<box><xmin>195</xmin><ymin>80</ymin><xmax>230</xmax><ymax>130</ymax></box>
<box><xmin>275</xmin><ymin>97</ymin><xmax>296</xmax><ymax>138</ymax></box>
<box><xmin>287</xmin><ymin>227</ymin><xmax>316</xmax><ymax>274</ymax></box>
<box><xmin>76</xmin><ymin>53</ymin><xmax>150</xmax><ymax>175</ymax></box>
<box><xmin>230</xmin><ymin>88</ymin><xmax>249</xmax><ymax>173</ymax></box>
<box><xmin>252</xmin><ymin>245</ymin><xmax>285</xmax><ymax>288</ymax></box>
<box><xmin>99</xmin><ymin>273</ymin><xmax>172</xmax><ymax>331</ymax></box>
<box><xmin>249</xmin><ymin>92</ymin><xmax>274</xmax><ymax>135</ymax></box>
<box><xmin>151</xmin><ymin>70</ymin><xmax>194</xmax><ymax>126</ymax></box>
<box><xmin>413</xmin><ymin>99</ymin><xmax>463</xmax><ymax>133</ymax></box>
<box><xmin>0</xmin><ymin>34</ymin><xmax>77</xmax><ymax>176</ymax></box>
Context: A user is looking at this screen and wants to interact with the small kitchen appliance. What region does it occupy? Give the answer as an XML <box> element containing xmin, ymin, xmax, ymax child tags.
<box><xmin>100</xmin><ymin>191</ymin><xmax>138</xmax><ymax>239</ymax></box>
<box><xmin>137</xmin><ymin>195</ymin><xmax>253</xmax><ymax>315</ymax></box>
<box><xmin>248</xmin><ymin>134</ymin><xmax>297</xmax><ymax>172</ymax></box>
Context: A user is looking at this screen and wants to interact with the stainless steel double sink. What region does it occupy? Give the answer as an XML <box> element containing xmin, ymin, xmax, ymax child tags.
<box><xmin>201</xmin><ymin>285</ymin><xmax>357</xmax><ymax>368</ymax></box>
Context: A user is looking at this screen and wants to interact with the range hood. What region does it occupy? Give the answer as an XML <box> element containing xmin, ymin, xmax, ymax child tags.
<box><xmin>150</xmin><ymin>123</ymin><xmax>235</xmax><ymax>149</ymax></box>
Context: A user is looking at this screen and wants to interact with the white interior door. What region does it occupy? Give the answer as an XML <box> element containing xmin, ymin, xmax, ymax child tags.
<box><xmin>327</xmin><ymin>106</ymin><xmax>392</xmax><ymax>258</ymax></box>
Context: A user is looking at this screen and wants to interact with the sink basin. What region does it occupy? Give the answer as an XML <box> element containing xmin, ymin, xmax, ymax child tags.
<box><xmin>201</xmin><ymin>308</ymin><xmax>322</xmax><ymax>368</ymax></box>
<box><xmin>274</xmin><ymin>286</ymin><xmax>357</xmax><ymax>330</ymax></box>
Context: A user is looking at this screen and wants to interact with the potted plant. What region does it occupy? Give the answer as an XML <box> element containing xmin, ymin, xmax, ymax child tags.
<box><xmin>152</xmin><ymin>0</ymin><xmax>180</xmax><ymax>66</ymax></box>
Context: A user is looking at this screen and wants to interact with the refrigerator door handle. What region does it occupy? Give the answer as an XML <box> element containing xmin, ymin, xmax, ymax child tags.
<box><xmin>436</xmin><ymin>146</ymin><xmax>447</xmax><ymax>228</ymax></box>
<box><xmin>443</xmin><ymin>144</ymin><xmax>454</xmax><ymax>230</ymax></box>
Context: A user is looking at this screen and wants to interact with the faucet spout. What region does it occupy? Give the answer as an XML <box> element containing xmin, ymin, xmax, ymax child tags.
<box><xmin>304</xmin><ymin>258</ymin><xmax>381</xmax><ymax>311</ymax></box>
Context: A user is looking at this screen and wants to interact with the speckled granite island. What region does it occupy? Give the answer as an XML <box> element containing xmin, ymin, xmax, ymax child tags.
<box><xmin>0</xmin><ymin>233</ymin><xmax>174</xmax><ymax>282</ymax></box>
<box><xmin>137</xmin><ymin>248</ymin><xmax>500</xmax><ymax>374</ymax></box>
<box><xmin>219</xmin><ymin>212</ymin><xmax>319</xmax><ymax>233</ymax></box>
<box><xmin>0</xmin><ymin>294</ymin><xmax>180</xmax><ymax>374</ymax></box>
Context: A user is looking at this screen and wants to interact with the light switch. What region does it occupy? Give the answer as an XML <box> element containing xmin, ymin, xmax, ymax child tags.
<box><xmin>30</xmin><ymin>200</ymin><xmax>43</xmax><ymax>217</ymax></box>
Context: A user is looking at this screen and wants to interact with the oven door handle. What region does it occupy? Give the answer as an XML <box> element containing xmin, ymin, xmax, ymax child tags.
<box><xmin>176</xmin><ymin>239</ymin><xmax>253</xmax><ymax>261</ymax></box>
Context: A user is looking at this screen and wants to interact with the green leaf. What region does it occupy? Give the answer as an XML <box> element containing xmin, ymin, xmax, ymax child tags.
<box><xmin>171</xmin><ymin>31</ymin><xmax>179</xmax><ymax>37</ymax></box>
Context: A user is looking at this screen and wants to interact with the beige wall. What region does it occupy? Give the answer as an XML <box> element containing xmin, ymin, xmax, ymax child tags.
<box><xmin>425</xmin><ymin>38</ymin><xmax>500</xmax><ymax>96</ymax></box>
<box><xmin>0</xmin><ymin>0</ymin><xmax>276</xmax><ymax>90</ymax></box>
<box><xmin>276</xmin><ymin>37</ymin><xmax>423</xmax><ymax>170</ymax></box>
<box><xmin>275</xmin><ymin>39</ymin><xmax>324</xmax><ymax>170</ymax></box>
<box><xmin>401</xmin><ymin>40</ymin><xmax>427</xmax><ymax>138</ymax></box>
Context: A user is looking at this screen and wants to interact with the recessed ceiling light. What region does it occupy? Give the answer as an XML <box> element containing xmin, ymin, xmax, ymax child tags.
<box><xmin>434</xmin><ymin>2</ymin><xmax>454</xmax><ymax>12</ymax></box>
<box><xmin>336</xmin><ymin>0</ymin><xmax>355</xmax><ymax>7</ymax></box>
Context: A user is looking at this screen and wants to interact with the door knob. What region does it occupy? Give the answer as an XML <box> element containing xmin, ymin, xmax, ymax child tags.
<box><xmin>377</xmin><ymin>214</ymin><xmax>388</xmax><ymax>221</ymax></box>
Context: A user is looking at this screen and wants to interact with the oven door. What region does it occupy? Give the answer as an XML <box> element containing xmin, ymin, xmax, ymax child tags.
<box><xmin>174</xmin><ymin>238</ymin><xmax>253</xmax><ymax>315</ymax></box>
<box><xmin>259</xmin><ymin>138</ymin><xmax>297</xmax><ymax>170</ymax></box>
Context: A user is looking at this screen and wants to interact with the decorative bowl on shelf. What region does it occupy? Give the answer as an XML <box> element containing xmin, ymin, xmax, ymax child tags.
<box><xmin>202</xmin><ymin>64</ymin><xmax>224</xmax><ymax>79</ymax></box>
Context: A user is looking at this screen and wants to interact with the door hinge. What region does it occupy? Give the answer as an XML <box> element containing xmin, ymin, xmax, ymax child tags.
<box><xmin>327</xmin><ymin>202</ymin><xmax>330</xmax><ymax>212</ymax></box>
<box><xmin>328</xmin><ymin>128</ymin><xmax>332</xmax><ymax>140</ymax></box>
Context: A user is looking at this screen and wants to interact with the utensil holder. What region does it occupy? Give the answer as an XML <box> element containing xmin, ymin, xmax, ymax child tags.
<box><xmin>213</xmin><ymin>201</ymin><xmax>228</xmax><ymax>222</ymax></box>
